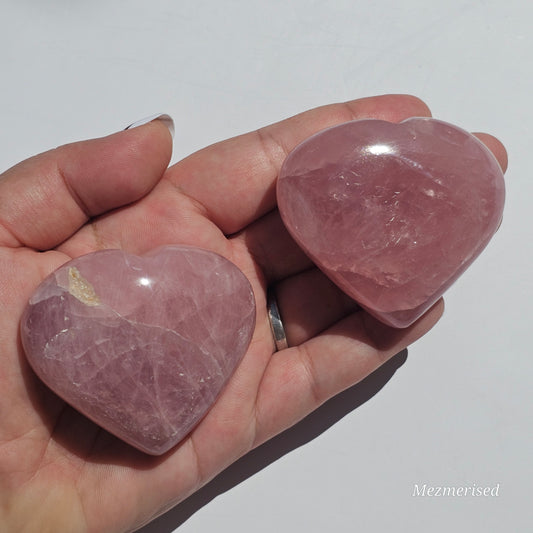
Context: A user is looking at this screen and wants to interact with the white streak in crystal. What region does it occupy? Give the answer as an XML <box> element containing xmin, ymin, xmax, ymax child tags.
<box><xmin>67</xmin><ymin>267</ymin><xmax>101</xmax><ymax>306</ymax></box>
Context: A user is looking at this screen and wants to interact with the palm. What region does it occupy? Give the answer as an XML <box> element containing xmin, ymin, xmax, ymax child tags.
<box><xmin>0</xmin><ymin>95</ymin><xmax>507</xmax><ymax>533</ymax></box>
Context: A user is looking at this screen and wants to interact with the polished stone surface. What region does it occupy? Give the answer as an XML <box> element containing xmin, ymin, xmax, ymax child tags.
<box><xmin>277</xmin><ymin>118</ymin><xmax>505</xmax><ymax>327</ymax></box>
<box><xmin>21</xmin><ymin>246</ymin><xmax>256</xmax><ymax>455</ymax></box>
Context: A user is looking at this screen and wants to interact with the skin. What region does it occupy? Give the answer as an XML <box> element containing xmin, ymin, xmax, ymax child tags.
<box><xmin>0</xmin><ymin>95</ymin><xmax>507</xmax><ymax>532</ymax></box>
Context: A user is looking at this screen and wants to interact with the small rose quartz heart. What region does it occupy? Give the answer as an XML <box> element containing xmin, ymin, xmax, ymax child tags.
<box><xmin>21</xmin><ymin>246</ymin><xmax>256</xmax><ymax>455</ymax></box>
<box><xmin>277</xmin><ymin>118</ymin><xmax>505</xmax><ymax>327</ymax></box>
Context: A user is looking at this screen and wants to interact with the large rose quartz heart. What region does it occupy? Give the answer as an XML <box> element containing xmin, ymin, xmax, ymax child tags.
<box><xmin>277</xmin><ymin>118</ymin><xmax>505</xmax><ymax>328</ymax></box>
<box><xmin>21</xmin><ymin>246</ymin><xmax>256</xmax><ymax>455</ymax></box>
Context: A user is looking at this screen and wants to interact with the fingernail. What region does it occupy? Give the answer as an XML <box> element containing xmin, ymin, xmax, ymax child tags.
<box><xmin>125</xmin><ymin>113</ymin><xmax>175</xmax><ymax>139</ymax></box>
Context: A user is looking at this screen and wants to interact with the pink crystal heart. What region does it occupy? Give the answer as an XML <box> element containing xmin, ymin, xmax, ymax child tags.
<box><xmin>21</xmin><ymin>246</ymin><xmax>256</xmax><ymax>455</ymax></box>
<box><xmin>277</xmin><ymin>118</ymin><xmax>505</xmax><ymax>328</ymax></box>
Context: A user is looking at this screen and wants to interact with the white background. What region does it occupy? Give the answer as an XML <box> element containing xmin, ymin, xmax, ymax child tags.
<box><xmin>2</xmin><ymin>1</ymin><xmax>531</xmax><ymax>531</ymax></box>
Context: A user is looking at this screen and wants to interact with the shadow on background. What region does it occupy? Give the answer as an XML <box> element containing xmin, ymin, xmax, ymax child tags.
<box><xmin>139</xmin><ymin>349</ymin><xmax>408</xmax><ymax>533</ymax></box>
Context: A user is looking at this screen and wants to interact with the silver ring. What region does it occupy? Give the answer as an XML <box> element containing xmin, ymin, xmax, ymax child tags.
<box><xmin>267</xmin><ymin>288</ymin><xmax>288</xmax><ymax>351</ymax></box>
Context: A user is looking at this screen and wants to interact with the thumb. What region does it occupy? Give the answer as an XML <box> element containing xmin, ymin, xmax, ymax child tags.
<box><xmin>0</xmin><ymin>115</ymin><xmax>173</xmax><ymax>250</ymax></box>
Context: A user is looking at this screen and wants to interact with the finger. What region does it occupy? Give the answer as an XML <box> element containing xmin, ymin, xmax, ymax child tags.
<box><xmin>473</xmin><ymin>133</ymin><xmax>508</xmax><ymax>172</ymax></box>
<box><xmin>231</xmin><ymin>209</ymin><xmax>312</xmax><ymax>283</ymax></box>
<box><xmin>169</xmin><ymin>94</ymin><xmax>432</xmax><ymax>235</ymax></box>
<box><xmin>275</xmin><ymin>267</ymin><xmax>359</xmax><ymax>345</ymax></box>
<box><xmin>253</xmin><ymin>299</ymin><xmax>444</xmax><ymax>445</ymax></box>
<box><xmin>0</xmin><ymin>119</ymin><xmax>173</xmax><ymax>250</ymax></box>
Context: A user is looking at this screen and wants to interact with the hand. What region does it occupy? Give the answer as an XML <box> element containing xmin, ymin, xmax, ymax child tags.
<box><xmin>0</xmin><ymin>95</ymin><xmax>508</xmax><ymax>532</ymax></box>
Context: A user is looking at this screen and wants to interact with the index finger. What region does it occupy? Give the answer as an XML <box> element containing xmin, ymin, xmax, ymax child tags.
<box><xmin>167</xmin><ymin>94</ymin><xmax>433</xmax><ymax>235</ymax></box>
